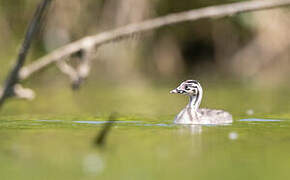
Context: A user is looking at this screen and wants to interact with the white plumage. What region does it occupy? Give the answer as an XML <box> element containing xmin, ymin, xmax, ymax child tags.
<box><xmin>170</xmin><ymin>80</ymin><xmax>233</xmax><ymax>125</ymax></box>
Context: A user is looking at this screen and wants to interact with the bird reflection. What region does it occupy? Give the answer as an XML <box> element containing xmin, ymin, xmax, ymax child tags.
<box><xmin>177</xmin><ymin>125</ymin><xmax>203</xmax><ymax>135</ymax></box>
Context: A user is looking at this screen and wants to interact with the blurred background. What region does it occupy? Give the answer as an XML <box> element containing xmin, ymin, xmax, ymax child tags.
<box><xmin>1</xmin><ymin>1</ymin><xmax>290</xmax><ymax>180</ymax></box>
<box><xmin>0</xmin><ymin>0</ymin><xmax>290</xmax><ymax>117</ymax></box>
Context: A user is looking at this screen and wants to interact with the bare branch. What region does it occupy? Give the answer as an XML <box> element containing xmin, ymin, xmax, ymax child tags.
<box><xmin>56</xmin><ymin>48</ymin><xmax>94</xmax><ymax>89</ymax></box>
<box><xmin>20</xmin><ymin>0</ymin><xmax>290</xmax><ymax>80</ymax></box>
<box><xmin>1</xmin><ymin>0</ymin><xmax>290</xmax><ymax>109</ymax></box>
<box><xmin>77</xmin><ymin>48</ymin><xmax>94</xmax><ymax>80</ymax></box>
<box><xmin>0</xmin><ymin>0</ymin><xmax>52</xmax><ymax>108</ymax></box>
<box><xmin>0</xmin><ymin>85</ymin><xmax>35</xmax><ymax>100</ymax></box>
<box><xmin>56</xmin><ymin>59</ymin><xmax>79</xmax><ymax>85</ymax></box>
<box><xmin>73</xmin><ymin>48</ymin><xmax>94</xmax><ymax>89</ymax></box>
<box><xmin>13</xmin><ymin>85</ymin><xmax>35</xmax><ymax>100</ymax></box>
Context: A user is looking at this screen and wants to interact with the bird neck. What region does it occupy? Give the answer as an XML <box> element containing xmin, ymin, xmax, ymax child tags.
<box><xmin>188</xmin><ymin>92</ymin><xmax>202</xmax><ymax>111</ymax></box>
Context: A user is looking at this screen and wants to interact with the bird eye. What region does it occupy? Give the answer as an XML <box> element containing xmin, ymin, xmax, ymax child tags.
<box><xmin>184</xmin><ymin>85</ymin><xmax>190</xmax><ymax>90</ymax></box>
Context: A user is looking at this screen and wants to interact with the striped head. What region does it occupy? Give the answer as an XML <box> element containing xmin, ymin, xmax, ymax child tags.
<box><xmin>170</xmin><ymin>80</ymin><xmax>202</xmax><ymax>96</ymax></box>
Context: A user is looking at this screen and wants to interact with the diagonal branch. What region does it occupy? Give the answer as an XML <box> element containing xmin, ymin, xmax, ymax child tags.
<box><xmin>56</xmin><ymin>59</ymin><xmax>80</xmax><ymax>84</ymax></box>
<box><xmin>0</xmin><ymin>0</ymin><xmax>52</xmax><ymax>108</ymax></box>
<box><xmin>73</xmin><ymin>48</ymin><xmax>94</xmax><ymax>89</ymax></box>
<box><xmin>1</xmin><ymin>0</ymin><xmax>290</xmax><ymax>109</ymax></box>
<box><xmin>19</xmin><ymin>0</ymin><xmax>290</xmax><ymax>80</ymax></box>
<box><xmin>56</xmin><ymin>48</ymin><xmax>94</xmax><ymax>89</ymax></box>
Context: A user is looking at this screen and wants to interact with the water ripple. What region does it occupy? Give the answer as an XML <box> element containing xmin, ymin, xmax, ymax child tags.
<box><xmin>239</xmin><ymin>118</ymin><xmax>284</xmax><ymax>122</ymax></box>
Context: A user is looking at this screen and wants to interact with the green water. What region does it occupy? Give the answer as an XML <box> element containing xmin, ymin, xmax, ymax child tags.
<box><xmin>0</xmin><ymin>83</ymin><xmax>290</xmax><ymax>180</ymax></box>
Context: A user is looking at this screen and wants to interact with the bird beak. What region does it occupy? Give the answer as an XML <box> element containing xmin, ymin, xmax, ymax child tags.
<box><xmin>170</xmin><ymin>89</ymin><xmax>178</xmax><ymax>94</ymax></box>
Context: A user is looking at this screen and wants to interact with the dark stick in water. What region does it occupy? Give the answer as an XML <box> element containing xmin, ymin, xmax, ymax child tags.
<box><xmin>95</xmin><ymin>113</ymin><xmax>117</xmax><ymax>147</ymax></box>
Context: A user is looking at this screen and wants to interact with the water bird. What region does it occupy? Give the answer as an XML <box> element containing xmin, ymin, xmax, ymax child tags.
<box><xmin>170</xmin><ymin>80</ymin><xmax>233</xmax><ymax>124</ymax></box>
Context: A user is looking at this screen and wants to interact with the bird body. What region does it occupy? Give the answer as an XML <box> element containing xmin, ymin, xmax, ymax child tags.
<box><xmin>170</xmin><ymin>80</ymin><xmax>233</xmax><ymax>125</ymax></box>
<box><xmin>174</xmin><ymin>107</ymin><xmax>233</xmax><ymax>124</ymax></box>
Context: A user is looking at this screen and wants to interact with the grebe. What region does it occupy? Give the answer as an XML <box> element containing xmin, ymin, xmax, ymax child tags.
<box><xmin>170</xmin><ymin>80</ymin><xmax>233</xmax><ymax>124</ymax></box>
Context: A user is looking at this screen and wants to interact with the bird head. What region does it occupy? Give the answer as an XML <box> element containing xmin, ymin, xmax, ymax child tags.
<box><xmin>170</xmin><ymin>80</ymin><xmax>202</xmax><ymax>96</ymax></box>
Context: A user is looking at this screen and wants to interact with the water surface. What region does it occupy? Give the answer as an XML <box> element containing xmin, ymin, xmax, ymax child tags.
<box><xmin>0</xmin><ymin>116</ymin><xmax>290</xmax><ymax>180</ymax></box>
<box><xmin>1</xmin><ymin>84</ymin><xmax>290</xmax><ymax>179</ymax></box>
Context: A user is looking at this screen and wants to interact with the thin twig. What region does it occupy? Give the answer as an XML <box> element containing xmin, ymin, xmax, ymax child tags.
<box><xmin>56</xmin><ymin>59</ymin><xmax>79</xmax><ymax>85</ymax></box>
<box><xmin>73</xmin><ymin>48</ymin><xmax>94</xmax><ymax>89</ymax></box>
<box><xmin>19</xmin><ymin>0</ymin><xmax>290</xmax><ymax>80</ymax></box>
<box><xmin>1</xmin><ymin>0</ymin><xmax>290</xmax><ymax>109</ymax></box>
<box><xmin>13</xmin><ymin>84</ymin><xmax>35</xmax><ymax>100</ymax></box>
<box><xmin>56</xmin><ymin>48</ymin><xmax>94</xmax><ymax>90</ymax></box>
<box><xmin>0</xmin><ymin>0</ymin><xmax>52</xmax><ymax>108</ymax></box>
